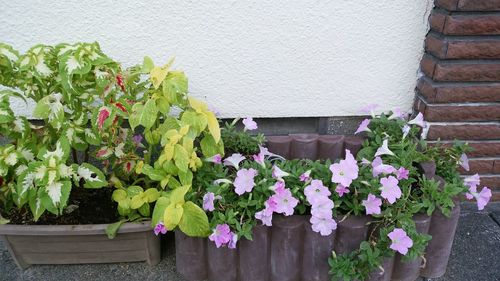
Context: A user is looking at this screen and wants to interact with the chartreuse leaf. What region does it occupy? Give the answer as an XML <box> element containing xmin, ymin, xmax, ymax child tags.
<box><xmin>112</xmin><ymin>189</ymin><xmax>127</xmax><ymax>202</ymax></box>
<box><xmin>200</xmin><ymin>134</ymin><xmax>222</xmax><ymax>157</ymax></box>
<box><xmin>178</xmin><ymin>201</ymin><xmax>210</xmax><ymax>237</ymax></box>
<box><xmin>0</xmin><ymin>214</ymin><xmax>9</xmax><ymax>225</ymax></box>
<box><xmin>28</xmin><ymin>189</ymin><xmax>45</xmax><ymax>221</ymax></box>
<box><xmin>164</xmin><ymin>203</ymin><xmax>183</xmax><ymax>230</ymax></box>
<box><xmin>106</xmin><ymin>219</ymin><xmax>127</xmax><ymax>239</ymax></box>
<box><xmin>169</xmin><ymin>185</ymin><xmax>189</xmax><ymax>205</ymax></box>
<box><xmin>152</xmin><ymin>196</ymin><xmax>170</xmax><ymax>227</ymax></box>
<box><xmin>141</xmin><ymin>99</ymin><xmax>158</xmax><ymax>129</ymax></box>
<box><xmin>130</xmin><ymin>194</ymin><xmax>146</xmax><ymax>209</ymax></box>
<box><xmin>144</xmin><ymin>188</ymin><xmax>160</xmax><ymax>203</ymax></box>
<box><xmin>141</xmin><ymin>56</ymin><xmax>154</xmax><ymax>73</ymax></box>
<box><xmin>206</xmin><ymin>111</ymin><xmax>220</xmax><ymax>143</ymax></box>
<box><xmin>174</xmin><ymin>144</ymin><xmax>189</xmax><ymax>172</ymax></box>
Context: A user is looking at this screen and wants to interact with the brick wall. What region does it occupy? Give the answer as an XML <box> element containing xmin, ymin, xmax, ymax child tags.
<box><xmin>415</xmin><ymin>0</ymin><xmax>500</xmax><ymax>200</ymax></box>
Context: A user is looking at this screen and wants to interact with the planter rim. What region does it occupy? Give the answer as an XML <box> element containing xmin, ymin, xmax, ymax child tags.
<box><xmin>0</xmin><ymin>221</ymin><xmax>152</xmax><ymax>236</ymax></box>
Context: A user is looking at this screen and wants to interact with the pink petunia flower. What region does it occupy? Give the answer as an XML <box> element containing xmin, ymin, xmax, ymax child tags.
<box><xmin>206</xmin><ymin>154</ymin><xmax>223</xmax><ymax>164</ymax></box>
<box><xmin>310</xmin><ymin>216</ymin><xmax>337</xmax><ymax>236</ymax></box>
<box><xmin>361</xmin><ymin>158</ymin><xmax>371</xmax><ymax>165</ymax></box>
<box><xmin>154</xmin><ymin>222</ymin><xmax>167</xmax><ymax>236</ymax></box>
<box><xmin>402</xmin><ymin>125</ymin><xmax>411</xmax><ymax>139</ymax></box>
<box><xmin>329</xmin><ymin>150</ymin><xmax>359</xmax><ymax>187</ymax></box>
<box><xmin>372</xmin><ymin>157</ymin><xmax>396</xmax><ymax>177</ymax></box>
<box><xmin>380</xmin><ymin>176</ymin><xmax>402</xmax><ymax>204</ymax></box>
<box><xmin>132</xmin><ymin>134</ymin><xmax>144</xmax><ymax>147</ymax></box>
<box><xmin>466</xmin><ymin>185</ymin><xmax>492</xmax><ymax>211</ymax></box>
<box><xmin>304</xmin><ymin>180</ymin><xmax>331</xmax><ymax>204</ymax></box>
<box><xmin>234</xmin><ymin>168</ymin><xmax>258</xmax><ymax>195</ymax></box>
<box><xmin>228</xmin><ymin>232</ymin><xmax>238</xmax><ymax>249</ymax></box>
<box><xmin>359</xmin><ymin>104</ymin><xmax>379</xmax><ymax>118</ymax></box>
<box><xmin>375</xmin><ymin>139</ymin><xmax>395</xmax><ymax>157</ymax></box>
<box><xmin>299</xmin><ymin>170</ymin><xmax>312</xmax><ymax>182</ymax></box>
<box><xmin>388</xmin><ymin>228</ymin><xmax>413</xmax><ymax>255</ymax></box>
<box><xmin>396</xmin><ymin>167</ymin><xmax>410</xmax><ymax>180</ymax></box>
<box><xmin>310</xmin><ymin>196</ymin><xmax>334</xmax><ymax>219</ymax></box>
<box><xmin>355</xmin><ymin>119</ymin><xmax>371</xmax><ymax>134</ymax></box>
<box><xmin>209</xmin><ymin>224</ymin><xmax>233</xmax><ymax>248</ymax></box>
<box><xmin>223</xmin><ymin>153</ymin><xmax>246</xmax><ymax>169</ymax></box>
<box><xmin>408</xmin><ymin>112</ymin><xmax>426</xmax><ymax>128</ymax></box>
<box><xmin>362</xmin><ymin>194</ymin><xmax>382</xmax><ymax>215</ymax></box>
<box><xmin>459</xmin><ymin>153</ymin><xmax>469</xmax><ymax>171</ymax></box>
<box><xmin>272</xmin><ymin>165</ymin><xmax>290</xmax><ymax>180</ymax></box>
<box><xmin>335</xmin><ymin>184</ymin><xmax>350</xmax><ymax>197</ymax></box>
<box><xmin>203</xmin><ymin>192</ymin><xmax>222</xmax><ymax>211</ymax></box>
<box><xmin>464</xmin><ymin>174</ymin><xmax>480</xmax><ymax>188</ymax></box>
<box><xmin>272</xmin><ymin>187</ymin><xmax>299</xmax><ymax>216</ymax></box>
<box><xmin>389</xmin><ymin>108</ymin><xmax>407</xmax><ymax>120</ymax></box>
<box><xmin>242</xmin><ymin>117</ymin><xmax>258</xmax><ymax>131</ymax></box>
<box><xmin>97</xmin><ymin>107</ymin><xmax>110</xmax><ymax>129</ymax></box>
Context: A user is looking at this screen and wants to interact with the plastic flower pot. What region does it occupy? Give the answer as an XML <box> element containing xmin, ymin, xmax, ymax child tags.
<box><xmin>0</xmin><ymin>221</ymin><xmax>160</xmax><ymax>269</ymax></box>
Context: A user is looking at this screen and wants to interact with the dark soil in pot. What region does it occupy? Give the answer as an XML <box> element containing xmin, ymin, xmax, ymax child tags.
<box><xmin>3</xmin><ymin>187</ymin><xmax>119</xmax><ymax>225</ymax></box>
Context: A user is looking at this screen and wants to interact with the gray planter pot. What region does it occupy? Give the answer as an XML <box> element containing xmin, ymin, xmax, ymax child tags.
<box><xmin>0</xmin><ymin>221</ymin><xmax>160</xmax><ymax>269</ymax></box>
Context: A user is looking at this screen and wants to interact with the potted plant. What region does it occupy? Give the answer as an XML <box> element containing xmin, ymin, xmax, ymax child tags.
<box><xmin>171</xmin><ymin>111</ymin><xmax>492</xmax><ymax>281</ymax></box>
<box><xmin>0</xmin><ymin>42</ymin><xmax>223</xmax><ymax>268</ymax></box>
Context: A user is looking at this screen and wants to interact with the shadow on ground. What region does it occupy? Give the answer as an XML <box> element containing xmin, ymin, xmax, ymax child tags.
<box><xmin>1</xmin><ymin>203</ymin><xmax>499</xmax><ymax>281</ymax></box>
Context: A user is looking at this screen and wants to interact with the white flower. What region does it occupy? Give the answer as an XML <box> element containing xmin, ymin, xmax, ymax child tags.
<box><xmin>223</xmin><ymin>153</ymin><xmax>246</xmax><ymax>169</ymax></box>
<box><xmin>374</xmin><ymin>139</ymin><xmax>395</xmax><ymax>157</ymax></box>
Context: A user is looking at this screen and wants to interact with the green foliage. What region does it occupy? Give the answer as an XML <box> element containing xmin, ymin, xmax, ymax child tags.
<box><xmin>220</xmin><ymin>120</ymin><xmax>265</xmax><ymax>156</ymax></box>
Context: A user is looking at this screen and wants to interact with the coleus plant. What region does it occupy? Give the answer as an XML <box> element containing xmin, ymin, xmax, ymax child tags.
<box><xmin>0</xmin><ymin>42</ymin><xmax>116</xmax><ymax>221</ymax></box>
<box><xmin>178</xmin><ymin>112</ymin><xmax>491</xmax><ymax>281</ymax></box>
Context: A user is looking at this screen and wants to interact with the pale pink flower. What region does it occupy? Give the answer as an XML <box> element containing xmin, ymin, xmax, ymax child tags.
<box><xmin>408</xmin><ymin>112</ymin><xmax>426</xmax><ymax>128</ymax></box>
<box><xmin>242</xmin><ymin>117</ymin><xmax>258</xmax><ymax>131</ymax></box>
<box><xmin>360</xmin><ymin>104</ymin><xmax>379</xmax><ymax>117</ymax></box>
<box><xmin>154</xmin><ymin>222</ymin><xmax>167</xmax><ymax>236</ymax></box>
<box><xmin>209</xmin><ymin>224</ymin><xmax>232</xmax><ymax>248</ymax></box>
<box><xmin>375</xmin><ymin>139</ymin><xmax>395</xmax><ymax>157</ymax></box>
<box><xmin>310</xmin><ymin>216</ymin><xmax>337</xmax><ymax>236</ymax></box>
<box><xmin>203</xmin><ymin>192</ymin><xmax>222</xmax><ymax>211</ymax></box>
<box><xmin>255</xmin><ymin>208</ymin><xmax>273</xmax><ymax>226</ymax></box>
<box><xmin>380</xmin><ymin>176</ymin><xmax>402</xmax><ymax>204</ymax></box>
<box><xmin>206</xmin><ymin>154</ymin><xmax>222</xmax><ymax>164</ymax></box>
<box><xmin>304</xmin><ymin>180</ymin><xmax>331</xmax><ymax>204</ymax></box>
<box><xmin>272</xmin><ymin>187</ymin><xmax>299</xmax><ymax>216</ymax></box>
<box><xmin>388</xmin><ymin>228</ymin><xmax>413</xmax><ymax>255</ymax></box>
<box><xmin>396</xmin><ymin>167</ymin><xmax>410</xmax><ymax>180</ymax></box>
<box><xmin>464</xmin><ymin>174</ymin><xmax>480</xmax><ymax>188</ymax></box>
<box><xmin>361</xmin><ymin>158</ymin><xmax>371</xmax><ymax>165</ymax></box>
<box><xmin>253</xmin><ymin>146</ymin><xmax>272</xmax><ymax>167</ymax></box>
<box><xmin>459</xmin><ymin>153</ymin><xmax>469</xmax><ymax>171</ymax></box>
<box><xmin>299</xmin><ymin>170</ymin><xmax>312</xmax><ymax>182</ymax></box>
<box><xmin>310</xmin><ymin>197</ymin><xmax>334</xmax><ymax>218</ymax></box>
<box><xmin>355</xmin><ymin>119</ymin><xmax>371</xmax><ymax>134</ymax></box>
<box><xmin>272</xmin><ymin>165</ymin><xmax>290</xmax><ymax>180</ymax></box>
<box><xmin>388</xmin><ymin>108</ymin><xmax>407</xmax><ymax>120</ymax></box>
<box><xmin>335</xmin><ymin>184</ymin><xmax>350</xmax><ymax>197</ymax></box>
<box><xmin>228</xmin><ymin>232</ymin><xmax>238</xmax><ymax>249</ymax></box>
<box><xmin>362</xmin><ymin>194</ymin><xmax>382</xmax><ymax>215</ymax></box>
<box><xmin>223</xmin><ymin>153</ymin><xmax>246</xmax><ymax>169</ymax></box>
<box><xmin>234</xmin><ymin>168</ymin><xmax>258</xmax><ymax>195</ymax></box>
<box><xmin>402</xmin><ymin>125</ymin><xmax>411</xmax><ymax>139</ymax></box>
<box><xmin>466</xmin><ymin>185</ymin><xmax>492</xmax><ymax>211</ymax></box>
<box><xmin>329</xmin><ymin>150</ymin><xmax>359</xmax><ymax>187</ymax></box>
<box><xmin>271</xmin><ymin>181</ymin><xmax>286</xmax><ymax>194</ymax></box>
<box><xmin>372</xmin><ymin>157</ymin><xmax>396</xmax><ymax>177</ymax></box>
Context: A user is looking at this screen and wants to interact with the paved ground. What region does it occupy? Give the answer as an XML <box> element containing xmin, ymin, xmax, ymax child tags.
<box><xmin>1</xmin><ymin>202</ymin><xmax>499</xmax><ymax>281</ymax></box>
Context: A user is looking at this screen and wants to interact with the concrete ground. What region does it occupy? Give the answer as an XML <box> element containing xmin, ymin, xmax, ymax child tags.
<box><xmin>1</xmin><ymin>202</ymin><xmax>499</xmax><ymax>281</ymax></box>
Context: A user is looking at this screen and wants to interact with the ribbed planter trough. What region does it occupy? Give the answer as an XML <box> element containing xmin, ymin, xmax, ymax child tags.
<box><xmin>0</xmin><ymin>221</ymin><xmax>160</xmax><ymax>269</ymax></box>
<box><xmin>175</xmin><ymin>134</ymin><xmax>462</xmax><ymax>281</ymax></box>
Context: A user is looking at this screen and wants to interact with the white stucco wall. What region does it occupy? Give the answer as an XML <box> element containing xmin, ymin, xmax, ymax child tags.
<box><xmin>1</xmin><ymin>0</ymin><xmax>432</xmax><ymax>118</ymax></box>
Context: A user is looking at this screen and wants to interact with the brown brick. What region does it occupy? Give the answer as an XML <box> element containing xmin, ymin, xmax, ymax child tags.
<box><xmin>423</xmin><ymin>104</ymin><xmax>500</xmax><ymax>122</ymax></box>
<box><xmin>436</xmin><ymin>0</ymin><xmax>500</xmax><ymax>11</ymax></box>
<box><xmin>429</xmin><ymin>10</ymin><xmax>448</xmax><ymax>33</ymax></box>
<box><xmin>425</xmin><ymin>34</ymin><xmax>448</xmax><ymax>59</ymax></box>
<box><xmin>427</xmin><ymin>124</ymin><xmax>500</xmax><ymax>140</ymax></box>
<box><xmin>420</xmin><ymin>55</ymin><xmax>437</xmax><ymax>79</ymax></box>
<box><xmin>494</xmin><ymin>160</ymin><xmax>500</xmax><ymax>174</ymax></box>
<box><xmin>491</xmin><ymin>191</ymin><xmax>500</xmax><ymax>201</ymax></box>
<box><xmin>443</xmin><ymin>14</ymin><xmax>500</xmax><ymax>35</ymax></box>
<box><xmin>432</xmin><ymin>60</ymin><xmax>500</xmax><ymax>82</ymax></box>
<box><xmin>428</xmin><ymin>141</ymin><xmax>500</xmax><ymax>157</ymax></box>
<box><xmin>480</xmin><ymin>175</ymin><xmax>500</xmax><ymax>189</ymax></box>
<box><xmin>458</xmin><ymin>159</ymin><xmax>495</xmax><ymax>174</ymax></box>
<box><xmin>416</xmin><ymin>77</ymin><xmax>500</xmax><ymax>103</ymax></box>
<box><xmin>426</xmin><ymin>34</ymin><xmax>500</xmax><ymax>59</ymax></box>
